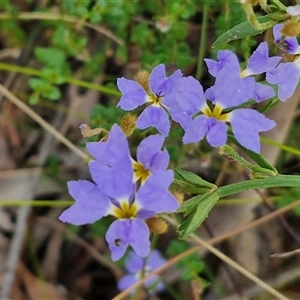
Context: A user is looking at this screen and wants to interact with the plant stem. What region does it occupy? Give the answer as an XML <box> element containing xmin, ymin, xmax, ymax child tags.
<box><xmin>0</xmin><ymin>200</ymin><xmax>73</xmax><ymax>207</ymax></box>
<box><xmin>195</xmin><ymin>2</ymin><xmax>209</xmax><ymax>80</ymax></box>
<box><xmin>218</xmin><ymin>175</ymin><xmax>300</xmax><ymax>198</ymax></box>
<box><xmin>0</xmin><ymin>62</ymin><xmax>121</xmax><ymax>96</ymax></box>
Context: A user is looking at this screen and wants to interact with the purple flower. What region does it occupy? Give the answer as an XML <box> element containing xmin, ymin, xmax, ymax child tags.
<box><xmin>265</xmin><ymin>24</ymin><xmax>300</xmax><ymax>101</ymax></box>
<box><xmin>117</xmin><ymin>64</ymin><xmax>204</xmax><ymax>136</ymax></box>
<box><xmin>241</xmin><ymin>42</ymin><xmax>281</xmax><ymax>76</ymax></box>
<box><xmin>183</xmin><ymin>68</ymin><xmax>276</xmax><ymax>153</ymax></box>
<box><xmin>87</xmin><ymin>125</ymin><xmax>170</xmax><ymax>187</ymax></box>
<box><xmin>273</xmin><ymin>24</ymin><xmax>300</xmax><ymax>54</ymax></box>
<box><xmin>266</xmin><ymin>62</ymin><xmax>300</xmax><ymax>102</ymax></box>
<box><xmin>133</xmin><ymin>134</ymin><xmax>170</xmax><ymax>184</ymax></box>
<box><xmin>206</xmin><ymin>44</ymin><xmax>279</xmax><ymax>102</ymax></box>
<box><xmin>118</xmin><ymin>250</ymin><xmax>166</xmax><ymax>293</ymax></box>
<box><xmin>59</xmin><ymin>124</ymin><xmax>179</xmax><ymax>261</ymax></box>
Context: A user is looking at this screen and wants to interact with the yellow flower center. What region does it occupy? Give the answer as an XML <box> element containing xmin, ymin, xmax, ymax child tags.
<box><xmin>147</xmin><ymin>94</ymin><xmax>162</xmax><ymax>107</ymax></box>
<box><xmin>133</xmin><ymin>161</ymin><xmax>151</xmax><ymax>183</ymax></box>
<box><xmin>112</xmin><ymin>201</ymin><xmax>138</xmax><ymax>219</ymax></box>
<box><xmin>202</xmin><ymin>103</ymin><xmax>231</xmax><ymax>121</ymax></box>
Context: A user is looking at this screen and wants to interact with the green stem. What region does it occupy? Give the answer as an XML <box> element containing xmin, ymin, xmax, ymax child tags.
<box><xmin>195</xmin><ymin>1</ymin><xmax>209</xmax><ymax>80</ymax></box>
<box><xmin>0</xmin><ymin>62</ymin><xmax>121</xmax><ymax>97</ymax></box>
<box><xmin>220</xmin><ymin>144</ymin><xmax>277</xmax><ymax>177</ymax></box>
<box><xmin>261</xmin><ymin>136</ymin><xmax>300</xmax><ymax>157</ymax></box>
<box><xmin>218</xmin><ymin>174</ymin><xmax>300</xmax><ymax>198</ymax></box>
<box><xmin>270</xmin><ymin>0</ymin><xmax>287</xmax><ymax>11</ymax></box>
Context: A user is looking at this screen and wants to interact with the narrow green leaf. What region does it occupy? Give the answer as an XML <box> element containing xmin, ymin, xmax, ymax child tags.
<box><xmin>178</xmin><ymin>190</ymin><xmax>219</xmax><ymax>239</ymax></box>
<box><xmin>212</xmin><ymin>16</ymin><xmax>277</xmax><ymax>48</ymax></box>
<box><xmin>178</xmin><ymin>192</ymin><xmax>210</xmax><ymax>215</ymax></box>
<box><xmin>174</xmin><ymin>168</ymin><xmax>216</xmax><ymax>189</ymax></box>
<box><xmin>261</xmin><ymin>136</ymin><xmax>300</xmax><ymax>157</ymax></box>
<box><xmin>227</xmin><ymin>135</ymin><xmax>278</xmax><ymax>174</ymax></box>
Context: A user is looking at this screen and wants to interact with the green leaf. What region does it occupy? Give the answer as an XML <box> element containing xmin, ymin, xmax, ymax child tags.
<box><xmin>29</xmin><ymin>78</ymin><xmax>61</xmax><ymax>101</ymax></box>
<box><xmin>28</xmin><ymin>93</ymin><xmax>39</xmax><ymax>105</ymax></box>
<box><xmin>178</xmin><ymin>190</ymin><xmax>219</xmax><ymax>239</ymax></box>
<box><xmin>35</xmin><ymin>47</ymin><xmax>66</xmax><ymax>69</ymax></box>
<box><xmin>174</xmin><ymin>168</ymin><xmax>217</xmax><ymax>190</ymax></box>
<box><xmin>178</xmin><ymin>191</ymin><xmax>214</xmax><ymax>215</ymax></box>
<box><xmin>212</xmin><ymin>15</ymin><xmax>277</xmax><ymax>48</ymax></box>
<box><xmin>41</xmin><ymin>68</ymin><xmax>65</xmax><ymax>84</ymax></box>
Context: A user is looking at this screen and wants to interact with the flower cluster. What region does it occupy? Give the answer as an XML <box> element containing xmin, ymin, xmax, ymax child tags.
<box><xmin>58</xmin><ymin>20</ymin><xmax>300</xmax><ymax>293</ymax></box>
<box><xmin>117</xmin><ymin>64</ymin><xmax>203</xmax><ymax>136</ymax></box>
<box><xmin>118</xmin><ymin>250</ymin><xmax>166</xmax><ymax>293</ymax></box>
<box><xmin>59</xmin><ymin>124</ymin><xmax>179</xmax><ymax>261</ymax></box>
<box><xmin>117</xmin><ymin>44</ymin><xmax>280</xmax><ymax>153</ymax></box>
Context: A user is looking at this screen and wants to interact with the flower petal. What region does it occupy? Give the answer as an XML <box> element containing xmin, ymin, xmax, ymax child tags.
<box><xmin>230</xmin><ymin>108</ymin><xmax>276</xmax><ymax>153</ymax></box>
<box><xmin>149</xmin><ymin>64</ymin><xmax>166</xmax><ymax>95</ymax></box>
<box><xmin>136</xmin><ymin>134</ymin><xmax>169</xmax><ymax>171</ymax></box>
<box><xmin>245</xmin><ymin>42</ymin><xmax>280</xmax><ymax>75</ymax></box>
<box><xmin>59</xmin><ymin>180</ymin><xmax>111</xmax><ymax>225</ymax></box>
<box><xmin>266</xmin><ymin>62</ymin><xmax>300</xmax><ymax>101</ymax></box>
<box><xmin>211</xmin><ymin>70</ymin><xmax>255</xmax><ymax>107</ymax></box>
<box><xmin>124</xmin><ymin>251</ymin><xmax>144</xmax><ymax>272</ymax></box>
<box><xmin>117</xmin><ymin>78</ymin><xmax>147</xmax><ymax>110</ymax></box>
<box><xmin>163</xmin><ymin>76</ymin><xmax>205</xmax><ymax>115</ymax></box>
<box><xmin>206</xmin><ymin>119</ymin><xmax>228</xmax><ymax>147</ymax></box>
<box><xmin>287</xmin><ymin>5</ymin><xmax>300</xmax><ymax>16</ymax></box>
<box><xmin>205</xmin><ymin>50</ymin><xmax>240</xmax><ymax>77</ymax></box>
<box><xmin>182</xmin><ymin>115</ymin><xmax>208</xmax><ymax>144</ymax></box>
<box><xmin>89</xmin><ymin>154</ymin><xmax>134</xmax><ymax>200</ymax></box>
<box><xmin>136</xmin><ymin>170</ymin><xmax>179</xmax><ymax>214</ymax></box>
<box><xmin>106</xmin><ymin>219</ymin><xmax>150</xmax><ymax>261</ymax></box>
<box><xmin>252</xmin><ymin>82</ymin><xmax>275</xmax><ymax>102</ymax></box>
<box><xmin>117</xmin><ymin>274</ymin><xmax>137</xmax><ymax>291</ymax></box>
<box><xmin>128</xmin><ymin>219</ymin><xmax>151</xmax><ymax>257</ymax></box>
<box><xmin>87</xmin><ymin>124</ymin><xmax>130</xmax><ymax>165</ymax></box>
<box><xmin>136</xmin><ymin>105</ymin><xmax>170</xmax><ymax>136</ymax></box>
<box><xmin>149</xmin><ymin>64</ymin><xmax>182</xmax><ymax>95</ymax></box>
<box><xmin>106</xmin><ymin>219</ymin><xmax>130</xmax><ymax>261</ymax></box>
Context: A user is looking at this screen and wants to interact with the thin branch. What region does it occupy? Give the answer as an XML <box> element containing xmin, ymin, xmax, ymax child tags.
<box><xmin>189</xmin><ymin>236</ymin><xmax>289</xmax><ymax>300</ymax></box>
<box><xmin>0</xmin><ymin>12</ymin><xmax>124</xmax><ymax>45</ymax></box>
<box><xmin>0</xmin><ymin>84</ymin><xmax>90</xmax><ymax>162</ymax></box>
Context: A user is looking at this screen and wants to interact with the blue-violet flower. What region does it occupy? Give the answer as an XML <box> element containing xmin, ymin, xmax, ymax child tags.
<box><xmin>59</xmin><ymin>124</ymin><xmax>179</xmax><ymax>261</ymax></box>
<box><xmin>266</xmin><ymin>23</ymin><xmax>300</xmax><ymax>101</ymax></box>
<box><xmin>118</xmin><ymin>250</ymin><xmax>166</xmax><ymax>293</ymax></box>
<box><xmin>117</xmin><ymin>64</ymin><xmax>203</xmax><ymax>136</ymax></box>
<box><xmin>182</xmin><ymin>67</ymin><xmax>276</xmax><ymax>153</ymax></box>
<box><xmin>205</xmin><ymin>43</ymin><xmax>279</xmax><ymax>102</ymax></box>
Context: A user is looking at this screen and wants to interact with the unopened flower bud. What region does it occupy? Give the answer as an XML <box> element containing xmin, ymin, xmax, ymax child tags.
<box><xmin>173</xmin><ymin>191</ymin><xmax>184</xmax><ymax>205</ymax></box>
<box><xmin>135</xmin><ymin>70</ymin><xmax>150</xmax><ymax>91</ymax></box>
<box><xmin>281</xmin><ymin>21</ymin><xmax>300</xmax><ymax>37</ymax></box>
<box><xmin>283</xmin><ymin>53</ymin><xmax>298</xmax><ymax>62</ymax></box>
<box><xmin>120</xmin><ymin>113</ymin><xmax>137</xmax><ymax>137</ymax></box>
<box><xmin>146</xmin><ymin>217</ymin><xmax>169</xmax><ymax>234</ymax></box>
